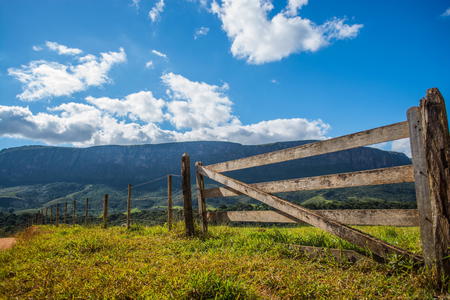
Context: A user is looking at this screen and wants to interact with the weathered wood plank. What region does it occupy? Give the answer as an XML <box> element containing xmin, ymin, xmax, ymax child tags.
<box><xmin>199</xmin><ymin>165</ymin><xmax>422</xmax><ymax>262</ymax></box>
<box><xmin>206</xmin><ymin>122</ymin><xmax>409</xmax><ymax>173</ymax></box>
<box><xmin>408</xmin><ymin>88</ymin><xmax>450</xmax><ymax>284</ymax></box>
<box><xmin>182</xmin><ymin>153</ymin><xmax>194</xmax><ymax>236</ymax></box>
<box><xmin>204</xmin><ymin>165</ymin><xmax>414</xmax><ymax>198</ymax></box>
<box><xmin>207</xmin><ymin>209</ymin><xmax>419</xmax><ymax>226</ymax></box>
<box><xmin>195</xmin><ymin>162</ymin><xmax>208</xmax><ymax>233</ymax></box>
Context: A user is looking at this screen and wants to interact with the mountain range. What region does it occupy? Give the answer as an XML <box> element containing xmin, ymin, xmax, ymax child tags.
<box><xmin>0</xmin><ymin>140</ymin><xmax>415</xmax><ymax>213</ymax></box>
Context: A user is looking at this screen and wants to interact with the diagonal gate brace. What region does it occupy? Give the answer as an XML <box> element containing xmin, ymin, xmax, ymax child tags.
<box><xmin>198</xmin><ymin>165</ymin><xmax>423</xmax><ymax>263</ymax></box>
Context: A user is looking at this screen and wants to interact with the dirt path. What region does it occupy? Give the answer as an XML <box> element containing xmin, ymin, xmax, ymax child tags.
<box><xmin>0</xmin><ymin>238</ymin><xmax>17</xmax><ymax>250</ymax></box>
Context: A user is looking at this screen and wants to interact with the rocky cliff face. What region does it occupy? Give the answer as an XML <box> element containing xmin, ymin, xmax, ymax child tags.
<box><xmin>0</xmin><ymin>140</ymin><xmax>410</xmax><ymax>187</ymax></box>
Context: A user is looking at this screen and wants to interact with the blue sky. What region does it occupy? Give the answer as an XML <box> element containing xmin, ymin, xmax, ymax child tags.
<box><xmin>0</xmin><ymin>0</ymin><xmax>449</xmax><ymax>156</ymax></box>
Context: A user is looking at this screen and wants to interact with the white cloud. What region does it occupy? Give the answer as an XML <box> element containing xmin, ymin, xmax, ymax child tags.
<box><xmin>391</xmin><ymin>138</ymin><xmax>411</xmax><ymax>158</ymax></box>
<box><xmin>45</xmin><ymin>41</ymin><xmax>83</xmax><ymax>56</ymax></box>
<box><xmin>0</xmin><ymin>103</ymin><xmax>171</xmax><ymax>146</ymax></box>
<box><xmin>8</xmin><ymin>47</ymin><xmax>126</xmax><ymax>101</ymax></box>
<box><xmin>320</xmin><ymin>18</ymin><xmax>363</xmax><ymax>40</ymax></box>
<box><xmin>149</xmin><ymin>0</ymin><xmax>165</xmax><ymax>22</ymax></box>
<box><xmin>285</xmin><ymin>0</ymin><xmax>308</xmax><ymax>16</ymax></box>
<box><xmin>151</xmin><ymin>49</ymin><xmax>167</xmax><ymax>58</ymax></box>
<box><xmin>1</xmin><ymin>73</ymin><xmax>330</xmax><ymax>146</ymax></box>
<box><xmin>145</xmin><ymin>60</ymin><xmax>154</xmax><ymax>68</ymax></box>
<box><xmin>271</xmin><ymin>79</ymin><xmax>278</xmax><ymax>84</ymax></box>
<box><xmin>442</xmin><ymin>7</ymin><xmax>450</xmax><ymax>17</ymax></box>
<box><xmin>175</xmin><ymin>118</ymin><xmax>329</xmax><ymax>144</ymax></box>
<box><xmin>194</xmin><ymin>27</ymin><xmax>210</xmax><ymax>39</ymax></box>
<box><xmin>211</xmin><ymin>0</ymin><xmax>362</xmax><ymax>64</ymax></box>
<box><xmin>32</xmin><ymin>45</ymin><xmax>43</xmax><ymax>51</ymax></box>
<box><xmin>86</xmin><ymin>91</ymin><xmax>165</xmax><ymax>123</ymax></box>
<box><xmin>162</xmin><ymin>72</ymin><xmax>239</xmax><ymax>129</ymax></box>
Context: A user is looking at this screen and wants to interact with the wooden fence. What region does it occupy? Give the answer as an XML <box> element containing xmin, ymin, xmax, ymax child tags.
<box><xmin>187</xmin><ymin>88</ymin><xmax>449</xmax><ymax>283</ymax></box>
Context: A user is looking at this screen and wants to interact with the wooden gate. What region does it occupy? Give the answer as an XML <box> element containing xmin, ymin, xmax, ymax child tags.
<box><xmin>192</xmin><ymin>88</ymin><xmax>450</xmax><ymax>281</ymax></box>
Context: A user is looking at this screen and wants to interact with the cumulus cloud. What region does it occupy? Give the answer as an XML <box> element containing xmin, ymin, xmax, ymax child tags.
<box><xmin>45</xmin><ymin>41</ymin><xmax>83</xmax><ymax>56</ymax></box>
<box><xmin>149</xmin><ymin>0</ymin><xmax>165</xmax><ymax>22</ymax></box>
<box><xmin>162</xmin><ymin>72</ymin><xmax>239</xmax><ymax>129</ymax></box>
<box><xmin>32</xmin><ymin>45</ymin><xmax>43</xmax><ymax>51</ymax></box>
<box><xmin>86</xmin><ymin>91</ymin><xmax>165</xmax><ymax>123</ymax></box>
<box><xmin>8</xmin><ymin>47</ymin><xmax>126</xmax><ymax>101</ymax></box>
<box><xmin>175</xmin><ymin>118</ymin><xmax>329</xmax><ymax>144</ymax></box>
<box><xmin>1</xmin><ymin>73</ymin><xmax>330</xmax><ymax>146</ymax></box>
<box><xmin>145</xmin><ymin>60</ymin><xmax>154</xmax><ymax>68</ymax></box>
<box><xmin>211</xmin><ymin>0</ymin><xmax>362</xmax><ymax>64</ymax></box>
<box><xmin>194</xmin><ymin>27</ymin><xmax>210</xmax><ymax>39</ymax></box>
<box><xmin>442</xmin><ymin>7</ymin><xmax>450</xmax><ymax>17</ymax></box>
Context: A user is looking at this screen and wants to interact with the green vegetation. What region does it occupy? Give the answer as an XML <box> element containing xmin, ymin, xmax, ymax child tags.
<box><xmin>0</xmin><ymin>224</ymin><xmax>438</xmax><ymax>299</ymax></box>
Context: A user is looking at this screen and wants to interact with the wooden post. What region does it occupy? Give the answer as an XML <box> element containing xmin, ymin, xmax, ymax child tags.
<box><xmin>50</xmin><ymin>206</ymin><xmax>53</xmax><ymax>224</ymax></box>
<box><xmin>167</xmin><ymin>175</ymin><xmax>173</xmax><ymax>231</ymax></box>
<box><xmin>182</xmin><ymin>153</ymin><xmax>194</xmax><ymax>236</ymax></box>
<box><xmin>64</xmin><ymin>201</ymin><xmax>68</xmax><ymax>224</ymax></box>
<box><xmin>127</xmin><ymin>184</ymin><xmax>132</xmax><ymax>229</ymax></box>
<box><xmin>44</xmin><ymin>207</ymin><xmax>48</xmax><ymax>224</ymax></box>
<box><xmin>103</xmin><ymin>194</ymin><xmax>109</xmax><ymax>229</ymax></box>
<box><xmin>84</xmin><ymin>198</ymin><xmax>89</xmax><ymax>225</ymax></box>
<box><xmin>407</xmin><ymin>88</ymin><xmax>450</xmax><ymax>285</ymax></box>
<box><xmin>72</xmin><ymin>200</ymin><xmax>77</xmax><ymax>224</ymax></box>
<box><xmin>196</xmin><ymin>162</ymin><xmax>208</xmax><ymax>234</ymax></box>
<box><xmin>34</xmin><ymin>213</ymin><xmax>38</xmax><ymax>225</ymax></box>
<box><xmin>55</xmin><ymin>204</ymin><xmax>59</xmax><ymax>227</ymax></box>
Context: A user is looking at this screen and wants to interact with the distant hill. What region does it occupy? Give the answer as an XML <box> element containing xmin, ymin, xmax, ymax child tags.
<box><xmin>0</xmin><ymin>140</ymin><xmax>414</xmax><ymax>212</ymax></box>
<box><xmin>0</xmin><ymin>140</ymin><xmax>410</xmax><ymax>186</ymax></box>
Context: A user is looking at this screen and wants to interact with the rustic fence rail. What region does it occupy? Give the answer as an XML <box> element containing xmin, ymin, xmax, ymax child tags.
<box><xmin>194</xmin><ymin>88</ymin><xmax>450</xmax><ymax>284</ymax></box>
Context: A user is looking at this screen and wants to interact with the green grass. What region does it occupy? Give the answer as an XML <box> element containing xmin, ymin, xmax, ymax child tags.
<box><xmin>0</xmin><ymin>224</ymin><xmax>439</xmax><ymax>299</ymax></box>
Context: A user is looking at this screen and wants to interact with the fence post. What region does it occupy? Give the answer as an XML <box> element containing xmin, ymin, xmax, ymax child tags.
<box><xmin>195</xmin><ymin>162</ymin><xmax>208</xmax><ymax>234</ymax></box>
<box><xmin>72</xmin><ymin>200</ymin><xmax>77</xmax><ymax>224</ymax></box>
<box><xmin>44</xmin><ymin>207</ymin><xmax>48</xmax><ymax>224</ymax></box>
<box><xmin>182</xmin><ymin>153</ymin><xmax>194</xmax><ymax>236</ymax></box>
<box><xmin>407</xmin><ymin>88</ymin><xmax>450</xmax><ymax>286</ymax></box>
<box><xmin>127</xmin><ymin>184</ymin><xmax>132</xmax><ymax>229</ymax></box>
<box><xmin>55</xmin><ymin>204</ymin><xmax>59</xmax><ymax>227</ymax></box>
<box><xmin>64</xmin><ymin>201</ymin><xmax>68</xmax><ymax>224</ymax></box>
<box><xmin>103</xmin><ymin>194</ymin><xmax>109</xmax><ymax>229</ymax></box>
<box><xmin>50</xmin><ymin>206</ymin><xmax>53</xmax><ymax>224</ymax></box>
<box><xmin>85</xmin><ymin>198</ymin><xmax>89</xmax><ymax>225</ymax></box>
<box><xmin>167</xmin><ymin>175</ymin><xmax>173</xmax><ymax>231</ymax></box>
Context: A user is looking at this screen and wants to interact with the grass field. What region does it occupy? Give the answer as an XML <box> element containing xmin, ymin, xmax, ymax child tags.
<box><xmin>0</xmin><ymin>224</ymin><xmax>441</xmax><ymax>299</ymax></box>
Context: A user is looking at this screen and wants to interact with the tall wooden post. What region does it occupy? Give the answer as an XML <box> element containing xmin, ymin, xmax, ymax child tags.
<box><xmin>34</xmin><ymin>213</ymin><xmax>38</xmax><ymax>225</ymax></box>
<box><xmin>167</xmin><ymin>175</ymin><xmax>173</xmax><ymax>231</ymax></box>
<box><xmin>64</xmin><ymin>201</ymin><xmax>68</xmax><ymax>224</ymax></box>
<box><xmin>84</xmin><ymin>198</ymin><xmax>89</xmax><ymax>225</ymax></box>
<box><xmin>127</xmin><ymin>184</ymin><xmax>132</xmax><ymax>229</ymax></box>
<box><xmin>50</xmin><ymin>206</ymin><xmax>53</xmax><ymax>224</ymax></box>
<box><xmin>195</xmin><ymin>162</ymin><xmax>208</xmax><ymax>234</ymax></box>
<box><xmin>72</xmin><ymin>200</ymin><xmax>77</xmax><ymax>224</ymax></box>
<box><xmin>182</xmin><ymin>153</ymin><xmax>194</xmax><ymax>236</ymax></box>
<box><xmin>55</xmin><ymin>204</ymin><xmax>59</xmax><ymax>227</ymax></box>
<box><xmin>103</xmin><ymin>194</ymin><xmax>109</xmax><ymax>229</ymax></box>
<box><xmin>407</xmin><ymin>88</ymin><xmax>450</xmax><ymax>286</ymax></box>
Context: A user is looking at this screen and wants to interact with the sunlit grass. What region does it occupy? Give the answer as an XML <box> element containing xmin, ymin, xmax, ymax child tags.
<box><xmin>0</xmin><ymin>224</ymin><xmax>437</xmax><ymax>299</ymax></box>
